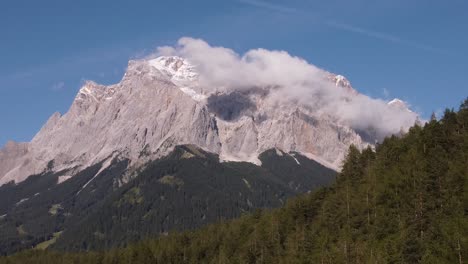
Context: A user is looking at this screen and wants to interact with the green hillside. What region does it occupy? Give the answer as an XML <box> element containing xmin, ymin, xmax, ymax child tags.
<box><xmin>1</xmin><ymin>98</ymin><xmax>467</xmax><ymax>263</ymax></box>
<box><xmin>0</xmin><ymin>145</ymin><xmax>335</xmax><ymax>255</ymax></box>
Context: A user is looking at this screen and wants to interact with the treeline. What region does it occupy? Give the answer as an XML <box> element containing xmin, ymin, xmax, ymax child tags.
<box><xmin>1</xmin><ymin>98</ymin><xmax>467</xmax><ymax>263</ymax></box>
<box><xmin>0</xmin><ymin>144</ymin><xmax>334</xmax><ymax>255</ymax></box>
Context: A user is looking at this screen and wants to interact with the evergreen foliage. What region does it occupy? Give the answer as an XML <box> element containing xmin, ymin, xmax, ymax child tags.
<box><xmin>0</xmin><ymin>146</ymin><xmax>334</xmax><ymax>255</ymax></box>
<box><xmin>1</xmin><ymin>98</ymin><xmax>467</xmax><ymax>263</ymax></box>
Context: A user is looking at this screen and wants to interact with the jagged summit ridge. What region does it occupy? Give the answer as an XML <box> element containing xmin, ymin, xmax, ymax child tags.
<box><xmin>0</xmin><ymin>55</ymin><xmax>413</xmax><ymax>185</ymax></box>
<box><xmin>0</xmin><ymin>59</ymin><xmax>220</xmax><ymax>184</ymax></box>
<box><xmin>148</xmin><ymin>56</ymin><xmax>198</xmax><ymax>83</ymax></box>
<box><xmin>388</xmin><ymin>98</ymin><xmax>412</xmax><ymax>112</ymax></box>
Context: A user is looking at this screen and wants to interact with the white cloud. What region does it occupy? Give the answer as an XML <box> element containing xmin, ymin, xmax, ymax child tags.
<box><xmin>383</xmin><ymin>88</ymin><xmax>390</xmax><ymax>98</ymax></box>
<box><xmin>155</xmin><ymin>37</ymin><xmax>419</xmax><ymax>141</ymax></box>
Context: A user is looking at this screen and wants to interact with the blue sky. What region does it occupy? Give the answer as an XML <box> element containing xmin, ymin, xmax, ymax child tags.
<box><xmin>1</xmin><ymin>0</ymin><xmax>467</xmax><ymax>146</ymax></box>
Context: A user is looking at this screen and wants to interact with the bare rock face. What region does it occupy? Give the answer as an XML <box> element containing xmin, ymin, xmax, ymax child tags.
<box><xmin>0</xmin><ymin>59</ymin><xmax>221</xmax><ymax>184</ymax></box>
<box><xmin>0</xmin><ymin>141</ymin><xmax>32</xmax><ymax>183</ymax></box>
<box><xmin>0</xmin><ymin>56</ymin><xmax>411</xmax><ymax>185</ymax></box>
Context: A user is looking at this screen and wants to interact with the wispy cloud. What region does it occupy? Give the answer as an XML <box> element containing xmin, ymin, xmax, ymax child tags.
<box><xmin>0</xmin><ymin>46</ymin><xmax>134</xmax><ymax>86</ymax></box>
<box><xmin>238</xmin><ymin>0</ymin><xmax>297</xmax><ymax>13</ymax></box>
<box><xmin>382</xmin><ymin>88</ymin><xmax>390</xmax><ymax>98</ymax></box>
<box><xmin>51</xmin><ymin>81</ymin><xmax>65</xmax><ymax>91</ymax></box>
<box><xmin>325</xmin><ymin>20</ymin><xmax>448</xmax><ymax>55</ymax></box>
<box><xmin>237</xmin><ymin>0</ymin><xmax>447</xmax><ymax>54</ymax></box>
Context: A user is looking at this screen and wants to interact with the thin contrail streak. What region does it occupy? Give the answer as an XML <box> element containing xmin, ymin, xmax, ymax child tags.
<box><xmin>237</xmin><ymin>0</ymin><xmax>448</xmax><ymax>55</ymax></box>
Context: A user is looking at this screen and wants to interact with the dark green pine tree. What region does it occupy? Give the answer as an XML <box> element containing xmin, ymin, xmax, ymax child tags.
<box><xmin>1</xmin><ymin>97</ymin><xmax>467</xmax><ymax>264</ymax></box>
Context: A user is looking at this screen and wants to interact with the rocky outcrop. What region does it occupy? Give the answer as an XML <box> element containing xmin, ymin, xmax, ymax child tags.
<box><xmin>0</xmin><ymin>56</ymin><xmax>414</xmax><ymax>185</ymax></box>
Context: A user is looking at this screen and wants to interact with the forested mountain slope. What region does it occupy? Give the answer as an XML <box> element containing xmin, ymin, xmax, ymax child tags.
<box><xmin>0</xmin><ymin>146</ymin><xmax>335</xmax><ymax>255</ymax></box>
<box><xmin>2</xmin><ymin>98</ymin><xmax>467</xmax><ymax>263</ymax></box>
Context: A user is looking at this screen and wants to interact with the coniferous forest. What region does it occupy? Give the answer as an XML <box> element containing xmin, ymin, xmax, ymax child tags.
<box><xmin>1</xmin><ymin>98</ymin><xmax>467</xmax><ymax>263</ymax></box>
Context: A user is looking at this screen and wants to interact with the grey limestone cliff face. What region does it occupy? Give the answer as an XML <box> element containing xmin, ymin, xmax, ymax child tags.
<box><xmin>0</xmin><ymin>59</ymin><xmax>221</xmax><ymax>184</ymax></box>
<box><xmin>0</xmin><ymin>56</ymin><xmax>378</xmax><ymax>185</ymax></box>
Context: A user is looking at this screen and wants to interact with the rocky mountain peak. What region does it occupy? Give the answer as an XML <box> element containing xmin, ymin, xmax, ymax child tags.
<box><xmin>0</xmin><ymin>55</ymin><xmax>418</xmax><ymax>185</ymax></box>
<box><xmin>147</xmin><ymin>56</ymin><xmax>198</xmax><ymax>83</ymax></box>
<box><xmin>388</xmin><ymin>98</ymin><xmax>408</xmax><ymax>109</ymax></box>
<box><xmin>327</xmin><ymin>73</ymin><xmax>357</xmax><ymax>95</ymax></box>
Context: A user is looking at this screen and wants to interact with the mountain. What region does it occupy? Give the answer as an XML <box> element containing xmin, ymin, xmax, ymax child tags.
<box><xmin>0</xmin><ymin>145</ymin><xmax>335</xmax><ymax>254</ymax></box>
<box><xmin>0</xmin><ymin>54</ymin><xmax>418</xmax><ymax>255</ymax></box>
<box><xmin>0</xmin><ymin>56</ymin><xmax>416</xmax><ymax>186</ymax></box>
<box><xmin>2</xmin><ymin>98</ymin><xmax>466</xmax><ymax>264</ymax></box>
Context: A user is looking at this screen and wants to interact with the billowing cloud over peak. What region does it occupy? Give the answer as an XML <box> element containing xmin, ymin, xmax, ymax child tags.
<box><xmin>0</xmin><ymin>37</ymin><xmax>421</xmax><ymax>185</ymax></box>
<box><xmin>155</xmin><ymin>37</ymin><xmax>419</xmax><ymax>140</ymax></box>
